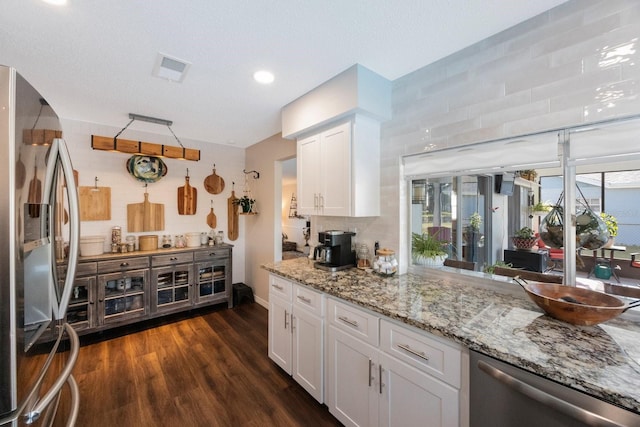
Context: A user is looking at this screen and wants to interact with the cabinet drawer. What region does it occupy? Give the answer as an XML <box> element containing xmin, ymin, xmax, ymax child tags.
<box><xmin>152</xmin><ymin>252</ymin><xmax>193</xmax><ymax>266</ymax></box>
<box><xmin>293</xmin><ymin>283</ymin><xmax>324</xmax><ymax>316</ymax></box>
<box><xmin>380</xmin><ymin>319</ymin><xmax>461</xmax><ymax>388</ymax></box>
<box><xmin>269</xmin><ymin>274</ymin><xmax>292</xmax><ymax>301</ymax></box>
<box><xmin>98</xmin><ymin>257</ymin><xmax>149</xmax><ymax>273</ymax></box>
<box><xmin>327</xmin><ymin>298</ymin><xmax>378</xmax><ymax>346</ymax></box>
<box><xmin>58</xmin><ymin>261</ymin><xmax>97</xmax><ymax>278</ymax></box>
<box><xmin>194</xmin><ymin>248</ymin><xmax>229</xmax><ymax>262</ymax></box>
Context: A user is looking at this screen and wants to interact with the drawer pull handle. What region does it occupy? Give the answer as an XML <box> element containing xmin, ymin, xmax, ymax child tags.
<box><xmin>338</xmin><ymin>315</ymin><xmax>359</xmax><ymax>328</ymax></box>
<box><xmin>170</xmin><ymin>257</ymin><xmax>178</xmax><ymax>261</ymax></box>
<box><xmin>297</xmin><ymin>295</ymin><xmax>312</xmax><ymax>304</ymax></box>
<box><xmin>368</xmin><ymin>359</ymin><xmax>373</xmax><ymax>387</ymax></box>
<box><xmin>120</xmin><ymin>262</ymin><xmax>129</xmax><ymax>267</ymax></box>
<box><xmin>397</xmin><ymin>343</ymin><xmax>429</xmax><ymax>361</ymax></box>
<box><xmin>272</xmin><ymin>284</ymin><xmax>284</xmax><ymax>291</ymax></box>
<box><xmin>209</xmin><ymin>252</ymin><xmax>217</xmax><ymax>257</ymax></box>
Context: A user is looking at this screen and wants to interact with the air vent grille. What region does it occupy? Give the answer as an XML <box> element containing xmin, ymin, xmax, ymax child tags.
<box><xmin>152</xmin><ymin>53</ymin><xmax>191</xmax><ymax>82</ymax></box>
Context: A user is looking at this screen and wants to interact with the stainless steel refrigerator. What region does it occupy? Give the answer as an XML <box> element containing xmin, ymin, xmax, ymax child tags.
<box><xmin>0</xmin><ymin>66</ymin><xmax>81</xmax><ymax>426</ymax></box>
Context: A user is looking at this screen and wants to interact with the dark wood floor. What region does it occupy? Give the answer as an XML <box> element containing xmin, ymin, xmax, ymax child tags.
<box><xmin>71</xmin><ymin>303</ymin><xmax>342</xmax><ymax>427</ymax></box>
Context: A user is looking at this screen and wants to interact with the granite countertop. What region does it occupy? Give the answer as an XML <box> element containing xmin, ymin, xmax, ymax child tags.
<box><xmin>262</xmin><ymin>257</ymin><xmax>640</xmax><ymax>414</ymax></box>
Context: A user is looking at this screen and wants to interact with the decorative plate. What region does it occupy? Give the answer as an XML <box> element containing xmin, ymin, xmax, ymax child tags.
<box><xmin>126</xmin><ymin>155</ymin><xmax>168</xmax><ymax>183</ymax></box>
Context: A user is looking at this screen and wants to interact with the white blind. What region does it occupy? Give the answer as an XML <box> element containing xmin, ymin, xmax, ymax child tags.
<box><xmin>568</xmin><ymin>117</ymin><xmax>640</xmax><ymax>167</ymax></box>
<box><xmin>403</xmin><ymin>130</ymin><xmax>561</xmax><ymax>178</ymax></box>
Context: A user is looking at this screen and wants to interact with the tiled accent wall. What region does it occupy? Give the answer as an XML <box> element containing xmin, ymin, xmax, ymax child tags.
<box><xmin>316</xmin><ymin>0</ymin><xmax>640</xmax><ymax>273</ymax></box>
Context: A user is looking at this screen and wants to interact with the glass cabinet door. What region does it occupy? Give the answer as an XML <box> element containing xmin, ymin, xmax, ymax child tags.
<box><xmin>151</xmin><ymin>264</ymin><xmax>192</xmax><ymax>312</ymax></box>
<box><xmin>65</xmin><ymin>275</ymin><xmax>96</xmax><ymax>330</ymax></box>
<box><xmin>195</xmin><ymin>259</ymin><xmax>228</xmax><ymax>305</ymax></box>
<box><xmin>98</xmin><ymin>269</ymin><xmax>148</xmax><ymax>325</ymax></box>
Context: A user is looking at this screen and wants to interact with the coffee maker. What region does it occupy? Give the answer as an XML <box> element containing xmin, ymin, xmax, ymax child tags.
<box><xmin>313</xmin><ymin>230</ymin><xmax>356</xmax><ymax>271</ymax></box>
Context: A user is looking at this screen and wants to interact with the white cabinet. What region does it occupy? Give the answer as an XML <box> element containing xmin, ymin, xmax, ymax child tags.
<box><xmin>297</xmin><ymin>115</ymin><xmax>380</xmax><ymax>217</ymax></box>
<box><xmin>268</xmin><ymin>274</ymin><xmax>325</xmax><ymax>402</ymax></box>
<box><xmin>327</xmin><ymin>298</ymin><xmax>462</xmax><ymax>427</ymax></box>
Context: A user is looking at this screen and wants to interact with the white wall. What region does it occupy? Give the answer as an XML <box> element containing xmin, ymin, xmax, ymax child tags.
<box><xmin>244</xmin><ymin>133</ymin><xmax>297</xmax><ymax>306</ymax></box>
<box><xmin>60</xmin><ymin>118</ymin><xmax>248</xmax><ymax>283</ymax></box>
<box><xmin>315</xmin><ymin>0</ymin><xmax>640</xmax><ymax>272</ymax></box>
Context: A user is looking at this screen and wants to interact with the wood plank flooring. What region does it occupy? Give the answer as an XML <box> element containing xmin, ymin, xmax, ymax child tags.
<box><xmin>72</xmin><ymin>303</ymin><xmax>342</xmax><ymax>427</ymax></box>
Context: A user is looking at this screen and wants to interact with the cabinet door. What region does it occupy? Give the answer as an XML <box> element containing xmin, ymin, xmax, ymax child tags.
<box><xmin>151</xmin><ymin>264</ymin><xmax>192</xmax><ymax>313</ymax></box>
<box><xmin>297</xmin><ymin>133</ymin><xmax>321</xmax><ymax>215</ymax></box>
<box><xmin>319</xmin><ymin>122</ymin><xmax>351</xmax><ymax>216</ymax></box>
<box><xmin>269</xmin><ymin>294</ymin><xmax>292</xmax><ymax>374</ymax></box>
<box><xmin>194</xmin><ymin>258</ymin><xmax>229</xmax><ymax>306</ymax></box>
<box><xmin>65</xmin><ymin>275</ymin><xmax>96</xmax><ymax>331</ymax></box>
<box><xmin>379</xmin><ymin>353</ymin><xmax>459</xmax><ymax>427</ymax></box>
<box><xmin>327</xmin><ymin>326</ymin><xmax>378</xmax><ymax>427</ymax></box>
<box><xmin>98</xmin><ymin>268</ymin><xmax>148</xmax><ymax>326</ymax></box>
<box><xmin>292</xmin><ymin>307</ymin><xmax>323</xmax><ymax>403</ymax></box>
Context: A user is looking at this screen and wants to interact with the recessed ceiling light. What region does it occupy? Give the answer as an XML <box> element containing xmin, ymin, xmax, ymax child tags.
<box><xmin>253</xmin><ymin>70</ymin><xmax>274</xmax><ymax>85</ymax></box>
<box><xmin>42</xmin><ymin>0</ymin><xmax>67</xmax><ymax>5</ymax></box>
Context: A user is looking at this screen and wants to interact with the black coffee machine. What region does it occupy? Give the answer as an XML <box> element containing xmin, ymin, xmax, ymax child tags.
<box><xmin>313</xmin><ymin>230</ymin><xmax>356</xmax><ymax>271</ymax></box>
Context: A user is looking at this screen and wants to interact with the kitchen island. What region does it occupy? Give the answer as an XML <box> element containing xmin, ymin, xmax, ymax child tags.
<box><xmin>262</xmin><ymin>257</ymin><xmax>640</xmax><ymax>415</ymax></box>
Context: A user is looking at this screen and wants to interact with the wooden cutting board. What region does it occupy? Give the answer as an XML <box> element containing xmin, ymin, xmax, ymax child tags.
<box><xmin>227</xmin><ymin>190</ymin><xmax>239</xmax><ymax>241</ymax></box>
<box><xmin>127</xmin><ymin>192</ymin><xmax>165</xmax><ymax>232</ymax></box>
<box><xmin>79</xmin><ymin>186</ymin><xmax>111</xmax><ymax>221</ymax></box>
<box><xmin>204</xmin><ymin>165</ymin><xmax>225</xmax><ymax>194</ymax></box>
<box><xmin>177</xmin><ymin>175</ymin><xmax>197</xmax><ymax>215</ymax></box>
<box><xmin>27</xmin><ymin>164</ymin><xmax>41</xmax><ymax>218</ymax></box>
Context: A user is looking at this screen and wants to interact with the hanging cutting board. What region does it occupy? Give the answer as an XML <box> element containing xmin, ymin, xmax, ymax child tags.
<box><xmin>79</xmin><ymin>186</ymin><xmax>111</xmax><ymax>221</ymax></box>
<box><xmin>177</xmin><ymin>174</ymin><xmax>197</xmax><ymax>215</ymax></box>
<box><xmin>207</xmin><ymin>201</ymin><xmax>217</xmax><ymax>228</ymax></box>
<box><xmin>27</xmin><ymin>163</ymin><xmax>41</xmax><ymax>218</ymax></box>
<box><xmin>204</xmin><ymin>164</ymin><xmax>225</xmax><ymax>194</ymax></box>
<box><xmin>127</xmin><ymin>192</ymin><xmax>165</xmax><ymax>232</ymax></box>
<box><xmin>227</xmin><ymin>190</ymin><xmax>239</xmax><ymax>241</ymax></box>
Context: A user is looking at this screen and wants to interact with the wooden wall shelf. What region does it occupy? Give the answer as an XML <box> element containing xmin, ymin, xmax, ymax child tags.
<box><xmin>91</xmin><ymin>135</ymin><xmax>200</xmax><ymax>161</ymax></box>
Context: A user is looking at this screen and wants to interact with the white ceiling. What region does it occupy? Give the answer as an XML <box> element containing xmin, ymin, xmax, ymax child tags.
<box><xmin>1</xmin><ymin>0</ymin><xmax>567</xmax><ymax>148</ymax></box>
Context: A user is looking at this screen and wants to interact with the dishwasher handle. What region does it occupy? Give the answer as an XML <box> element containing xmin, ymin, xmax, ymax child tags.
<box><xmin>478</xmin><ymin>360</ymin><xmax>621</xmax><ymax>427</ymax></box>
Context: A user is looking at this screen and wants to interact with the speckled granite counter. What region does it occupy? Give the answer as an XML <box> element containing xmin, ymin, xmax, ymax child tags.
<box><xmin>262</xmin><ymin>257</ymin><xmax>640</xmax><ymax>414</ymax></box>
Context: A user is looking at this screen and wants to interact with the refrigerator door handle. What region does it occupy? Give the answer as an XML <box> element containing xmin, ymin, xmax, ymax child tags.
<box><xmin>23</xmin><ymin>323</ymin><xmax>79</xmax><ymax>424</ymax></box>
<box><xmin>43</xmin><ymin>138</ymin><xmax>80</xmax><ymax>319</ymax></box>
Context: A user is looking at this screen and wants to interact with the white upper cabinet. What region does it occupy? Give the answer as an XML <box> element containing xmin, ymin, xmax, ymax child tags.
<box><xmin>297</xmin><ymin>116</ymin><xmax>380</xmax><ymax>217</ymax></box>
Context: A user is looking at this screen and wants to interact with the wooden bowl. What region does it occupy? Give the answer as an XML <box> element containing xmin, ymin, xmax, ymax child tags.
<box><xmin>517</xmin><ymin>281</ymin><xmax>639</xmax><ymax>326</ymax></box>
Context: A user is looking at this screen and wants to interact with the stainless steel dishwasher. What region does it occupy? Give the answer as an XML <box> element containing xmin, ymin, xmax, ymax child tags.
<box><xmin>470</xmin><ymin>350</ymin><xmax>640</xmax><ymax>427</ymax></box>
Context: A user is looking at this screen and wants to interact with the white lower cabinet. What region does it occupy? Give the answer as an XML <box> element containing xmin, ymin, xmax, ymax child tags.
<box><xmin>327</xmin><ymin>298</ymin><xmax>462</xmax><ymax>427</ymax></box>
<box><xmin>268</xmin><ymin>274</ymin><xmax>324</xmax><ymax>402</ymax></box>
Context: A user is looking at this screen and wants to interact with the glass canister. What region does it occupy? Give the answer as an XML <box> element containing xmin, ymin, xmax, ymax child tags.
<box><xmin>215</xmin><ymin>231</ymin><xmax>224</xmax><ymax>245</ymax></box>
<box><xmin>175</xmin><ymin>235</ymin><xmax>186</xmax><ymax>248</ymax></box>
<box><xmin>111</xmin><ymin>226</ymin><xmax>122</xmax><ymax>244</ymax></box>
<box><xmin>356</xmin><ymin>243</ymin><xmax>371</xmax><ymax>269</ymax></box>
<box><xmin>373</xmin><ymin>248</ymin><xmax>397</xmax><ymax>276</ymax></box>
<box><xmin>200</xmin><ymin>232</ymin><xmax>209</xmax><ymax>245</ymax></box>
<box><xmin>162</xmin><ymin>235</ymin><xmax>172</xmax><ymax>248</ymax></box>
<box><xmin>126</xmin><ymin>235</ymin><xmax>136</xmax><ymax>252</ymax></box>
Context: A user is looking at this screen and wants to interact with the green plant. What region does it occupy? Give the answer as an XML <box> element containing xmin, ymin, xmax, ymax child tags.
<box><xmin>530</xmin><ymin>201</ymin><xmax>552</xmax><ymax>213</ymax></box>
<box><xmin>483</xmin><ymin>260</ymin><xmax>512</xmax><ymax>274</ymax></box>
<box><xmin>411</xmin><ymin>230</ymin><xmax>447</xmax><ymax>259</ymax></box>
<box><xmin>514</xmin><ymin>226</ymin><xmax>535</xmax><ymax>239</ymax></box>
<box><xmin>233</xmin><ymin>195</ymin><xmax>255</xmax><ymax>212</ymax></box>
<box><xmin>468</xmin><ymin>212</ymin><xmax>482</xmax><ymax>232</ymax></box>
<box><xmin>600</xmin><ymin>212</ymin><xmax>618</xmax><ymax>237</ymax></box>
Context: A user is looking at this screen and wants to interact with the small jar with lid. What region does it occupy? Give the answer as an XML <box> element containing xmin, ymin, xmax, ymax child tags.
<box><xmin>373</xmin><ymin>248</ymin><xmax>397</xmax><ymax>276</ymax></box>
<box><xmin>111</xmin><ymin>226</ymin><xmax>122</xmax><ymax>244</ymax></box>
<box><xmin>356</xmin><ymin>244</ymin><xmax>371</xmax><ymax>269</ymax></box>
<box><xmin>175</xmin><ymin>235</ymin><xmax>186</xmax><ymax>248</ymax></box>
<box><xmin>162</xmin><ymin>235</ymin><xmax>172</xmax><ymax>248</ymax></box>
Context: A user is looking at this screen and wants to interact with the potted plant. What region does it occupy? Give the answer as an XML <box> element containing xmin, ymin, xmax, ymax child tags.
<box><xmin>600</xmin><ymin>212</ymin><xmax>618</xmax><ymax>247</ymax></box>
<box><xmin>411</xmin><ymin>230</ymin><xmax>448</xmax><ymax>267</ymax></box>
<box><xmin>517</xmin><ymin>169</ymin><xmax>538</xmax><ymax>181</ymax></box>
<box><xmin>511</xmin><ymin>226</ymin><xmax>537</xmax><ymax>250</ymax></box>
<box><xmin>530</xmin><ymin>201</ymin><xmax>552</xmax><ymax>216</ymax></box>
<box><xmin>234</xmin><ymin>195</ymin><xmax>255</xmax><ymax>213</ymax></box>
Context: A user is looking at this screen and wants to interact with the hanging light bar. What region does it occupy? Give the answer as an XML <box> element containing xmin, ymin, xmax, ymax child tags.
<box><xmin>91</xmin><ymin>113</ymin><xmax>200</xmax><ymax>161</ymax></box>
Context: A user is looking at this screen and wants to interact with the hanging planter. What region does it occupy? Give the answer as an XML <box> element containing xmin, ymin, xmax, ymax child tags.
<box><xmin>539</xmin><ymin>188</ymin><xmax>610</xmax><ymax>250</ymax></box>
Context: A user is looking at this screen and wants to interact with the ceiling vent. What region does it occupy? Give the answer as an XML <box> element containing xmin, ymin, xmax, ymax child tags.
<box><xmin>152</xmin><ymin>53</ymin><xmax>191</xmax><ymax>82</ymax></box>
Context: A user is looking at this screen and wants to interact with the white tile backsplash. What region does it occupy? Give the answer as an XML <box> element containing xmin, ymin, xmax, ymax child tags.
<box><xmin>314</xmin><ymin>0</ymin><xmax>640</xmax><ymax>273</ymax></box>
